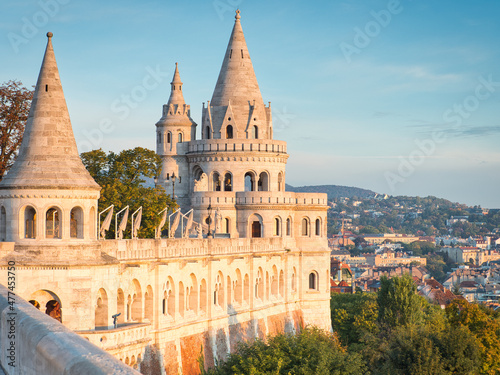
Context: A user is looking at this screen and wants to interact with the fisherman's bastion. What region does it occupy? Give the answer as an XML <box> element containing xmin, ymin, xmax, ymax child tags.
<box><xmin>0</xmin><ymin>10</ymin><xmax>331</xmax><ymax>374</ymax></box>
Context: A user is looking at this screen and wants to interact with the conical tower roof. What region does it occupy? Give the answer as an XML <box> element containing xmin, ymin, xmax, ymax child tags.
<box><xmin>167</xmin><ymin>62</ymin><xmax>185</xmax><ymax>106</ymax></box>
<box><xmin>0</xmin><ymin>32</ymin><xmax>100</xmax><ymax>191</ymax></box>
<box><xmin>211</xmin><ymin>10</ymin><xmax>264</xmax><ymax>108</ymax></box>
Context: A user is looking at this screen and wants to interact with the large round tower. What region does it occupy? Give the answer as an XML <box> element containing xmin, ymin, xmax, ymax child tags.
<box><xmin>0</xmin><ymin>33</ymin><xmax>101</xmax><ymax>259</ymax></box>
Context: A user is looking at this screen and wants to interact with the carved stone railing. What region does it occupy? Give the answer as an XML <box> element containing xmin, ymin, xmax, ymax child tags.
<box><xmin>186</xmin><ymin>139</ymin><xmax>287</xmax><ymax>154</ymax></box>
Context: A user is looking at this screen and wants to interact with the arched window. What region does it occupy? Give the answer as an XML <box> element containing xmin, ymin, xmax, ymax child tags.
<box><xmin>309</xmin><ymin>272</ymin><xmax>318</xmax><ymax>290</ymax></box>
<box><xmin>302</xmin><ymin>218</ymin><xmax>309</xmax><ymax>236</ymax></box>
<box><xmin>258</xmin><ymin>172</ymin><xmax>269</xmax><ymax>191</ymax></box>
<box><xmin>315</xmin><ymin>218</ymin><xmax>321</xmax><ymax>236</ymax></box>
<box><xmin>250</xmin><ymin>214</ymin><xmax>263</xmax><ymax>238</ymax></box>
<box><xmin>166</xmin><ymin>278</ymin><xmax>175</xmax><ymax>317</ymax></box>
<box><xmin>244</xmin><ymin>172</ymin><xmax>255</xmax><ymax>191</ymax></box>
<box><xmin>131</xmin><ymin>279</ymin><xmax>142</xmax><ymax>322</ymax></box>
<box><xmin>278</xmin><ymin>172</ymin><xmax>283</xmax><ymax>191</ymax></box>
<box><xmin>167</xmin><ymin>132</ymin><xmax>171</xmax><ymax>144</ymax></box>
<box><xmin>205</xmin><ymin>126</ymin><xmax>211</xmax><ymax>139</ymax></box>
<box><xmin>286</xmin><ymin>218</ymin><xmax>291</xmax><ymax>236</ymax></box>
<box><xmin>274</xmin><ymin>217</ymin><xmax>281</xmax><ymax>236</ymax></box>
<box><xmin>252</xmin><ymin>125</ymin><xmax>258</xmax><ymax>139</ymax></box>
<box><xmin>70</xmin><ymin>207</ymin><xmax>83</xmax><ymax>239</ymax></box>
<box><xmin>45</xmin><ymin>207</ymin><xmax>61</xmax><ymax>239</ymax></box>
<box><xmin>0</xmin><ymin>206</ymin><xmax>6</xmax><ymax>241</ymax></box>
<box><xmin>95</xmin><ymin>288</ymin><xmax>108</xmax><ymax>328</ymax></box>
<box><xmin>24</xmin><ymin>206</ymin><xmax>36</xmax><ymax>239</ymax></box>
<box><xmin>226</xmin><ymin>125</ymin><xmax>233</xmax><ymax>139</ymax></box>
<box><xmin>178</xmin><ymin>133</ymin><xmax>183</xmax><ymax>143</ymax></box>
<box><xmin>224</xmin><ymin>172</ymin><xmax>232</xmax><ymax>191</ymax></box>
<box><xmin>157</xmin><ymin>132</ymin><xmax>162</xmax><ymax>144</ymax></box>
<box><xmin>189</xmin><ymin>274</ymin><xmax>198</xmax><ymax>314</ymax></box>
<box><xmin>212</xmin><ymin>172</ymin><xmax>221</xmax><ymax>191</ymax></box>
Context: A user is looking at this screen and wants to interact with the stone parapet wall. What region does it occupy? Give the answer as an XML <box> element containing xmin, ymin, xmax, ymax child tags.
<box><xmin>0</xmin><ymin>284</ymin><xmax>138</xmax><ymax>374</ymax></box>
<box><xmin>186</xmin><ymin>139</ymin><xmax>287</xmax><ymax>155</ymax></box>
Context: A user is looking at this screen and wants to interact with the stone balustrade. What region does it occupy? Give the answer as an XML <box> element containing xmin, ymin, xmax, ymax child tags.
<box><xmin>191</xmin><ymin>191</ymin><xmax>328</xmax><ymax>207</ymax></box>
<box><xmin>0</xmin><ymin>284</ymin><xmax>138</xmax><ymax>374</ymax></box>
<box><xmin>185</xmin><ymin>139</ymin><xmax>287</xmax><ymax>154</ymax></box>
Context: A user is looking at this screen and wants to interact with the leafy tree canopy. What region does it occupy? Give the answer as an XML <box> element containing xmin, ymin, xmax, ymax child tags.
<box><xmin>81</xmin><ymin>148</ymin><xmax>175</xmax><ymax>238</ymax></box>
<box><xmin>0</xmin><ymin>80</ymin><xmax>33</xmax><ymax>179</ymax></box>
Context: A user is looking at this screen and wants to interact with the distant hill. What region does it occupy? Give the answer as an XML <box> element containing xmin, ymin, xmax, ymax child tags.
<box><xmin>285</xmin><ymin>184</ymin><xmax>377</xmax><ymax>199</ymax></box>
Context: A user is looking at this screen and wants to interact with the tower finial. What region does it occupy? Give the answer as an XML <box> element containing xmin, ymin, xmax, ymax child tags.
<box><xmin>235</xmin><ymin>9</ymin><xmax>241</xmax><ymax>20</ymax></box>
<box><xmin>47</xmin><ymin>31</ymin><xmax>53</xmax><ymax>39</ymax></box>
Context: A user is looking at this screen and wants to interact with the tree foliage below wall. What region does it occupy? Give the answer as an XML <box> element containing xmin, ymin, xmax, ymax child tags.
<box><xmin>81</xmin><ymin>147</ymin><xmax>175</xmax><ymax>239</ymax></box>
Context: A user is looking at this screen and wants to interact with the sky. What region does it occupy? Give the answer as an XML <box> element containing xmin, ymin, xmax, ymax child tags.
<box><xmin>1</xmin><ymin>0</ymin><xmax>500</xmax><ymax>208</ymax></box>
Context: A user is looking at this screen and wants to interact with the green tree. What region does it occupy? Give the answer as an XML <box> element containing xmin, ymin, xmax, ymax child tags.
<box><xmin>0</xmin><ymin>80</ymin><xmax>33</xmax><ymax>179</ymax></box>
<box><xmin>331</xmin><ymin>292</ymin><xmax>378</xmax><ymax>346</ymax></box>
<box><xmin>202</xmin><ymin>327</ymin><xmax>366</xmax><ymax>375</ymax></box>
<box><xmin>81</xmin><ymin>148</ymin><xmax>174</xmax><ymax>238</ymax></box>
<box><xmin>377</xmin><ymin>274</ymin><xmax>424</xmax><ymax>328</ymax></box>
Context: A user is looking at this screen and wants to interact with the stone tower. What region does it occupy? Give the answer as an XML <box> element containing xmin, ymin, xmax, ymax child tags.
<box><xmin>156</xmin><ymin>63</ymin><xmax>197</xmax><ymax>209</ymax></box>
<box><xmin>0</xmin><ymin>33</ymin><xmax>101</xmax><ymax>258</ymax></box>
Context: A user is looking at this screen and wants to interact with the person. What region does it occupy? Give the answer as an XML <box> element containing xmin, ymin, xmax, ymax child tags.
<box><xmin>45</xmin><ymin>300</ymin><xmax>62</xmax><ymax>322</ymax></box>
<box><xmin>29</xmin><ymin>300</ymin><xmax>40</xmax><ymax>309</ymax></box>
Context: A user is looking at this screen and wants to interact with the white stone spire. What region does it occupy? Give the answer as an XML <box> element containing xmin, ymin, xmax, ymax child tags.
<box><xmin>167</xmin><ymin>62</ymin><xmax>185</xmax><ymax>106</ymax></box>
<box><xmin>0</xmin><ymin>32</ymin><xmax>99</xmax><ymax>191</ymax></box>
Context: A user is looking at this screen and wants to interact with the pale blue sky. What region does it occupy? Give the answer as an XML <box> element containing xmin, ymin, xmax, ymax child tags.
<box><xmin>2</xmin><ymin>0</ymin><xmax>500</xmax><ymax>208</ymax></box>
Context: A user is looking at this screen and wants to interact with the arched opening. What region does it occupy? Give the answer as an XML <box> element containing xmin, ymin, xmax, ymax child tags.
<box><xmin>255</xmin><ymin>268</ymin><xmax>264</xmax><ymax>300</ymax></box>
<box><xmin>145</xmin><ymin>285</ymin><xmax>153</xmax><ymax>321</ymax></box>
<box><xmin>212</xmin><ymin>172</ymin><xmax>221</xmax><ymax>191</ymax></box>
<box><xmin>0</xmin><ymin>206</ymin><xmax>6</xmax><ymax>241</ymax></box>
<box><xmin>205</xmin><ymin>126</ymin><xmax>211</xmax><ymax>139</ymax></box>
<box><xmin>167</xmin><ymin>132</ymin><xmax>171</xmax><ymax>144</ymax></box>
<box><xmin>70</xmin><ymin>207</ymin><xmax>84</xmax><ymax>239</ymax></box>
<box><xmin>30</xmin><ymin>290</ymin><xmax>62</xmax><ymax>323</ymax></box>
<box><xmin>157</xmin><ymin>132</ymin><xmax>162</xmax><ymax>144</ymax></box>
<box><xmin>189</xmin><ymin>274</ymin><xmax>198</xmax><ymax>313</ymax></box>
<box><xmin>278</xmin><ymin>172</ymin><xmax>283</xmax><ymax>192</ymax></box>
<box><xmin>199</xmin><ymin>279</ymin><xmax>207</xmax><ymax>314</ymax></box>
<box><xmin>226</xmin><ymin>125</ymin><xmax>233</xmax><ymax>139</ymax></box>
<box><xmin>302</xmin><ymin>217</ymin><xmax>309</xmax><ymax>236</ymax></box>
<box><xmin>244</xmin><ymin>274</ymin><xmax>249</xmax><ymax>304</ymax></box>
<box><xmin>178</xmin><ymin>133</ymin><xmax>183</xmax><ymax>143</ymax></box>
<box><xmin>257</xmin><ymin>172</ymin><xmax>269</xmax><ymax>191</ymax></box>
<box><xmin>131</xmin><ymin>279</ymin><xmax>142</xmax><ymax>322</ymax></box>
<box><xmin>309</xmin><ymin>272</ymin><xmax>318</xmax><ymax>290</ymax></box>
<box><xmin>286</xmin><ymin>218</ymin><xmax>291</xmax><ymax>236</ymax></box>
<box><xmin>24</xmin><ymin>206</ymin><xmax>36</xmax><ymax>239</ymax></box>
<box><xmin>252</xmin><ymin>125</ymin><xmax>258</xmax><ymax>139</ymax></box>
<box><xmin>117</xmin><ymin>288</ymin><xmax>125</xmax><ymax>324</ymax></box>
<box><xmin>249</xmin><ymin>214</ymin><xmax>263</xmax><ymax>238</ymax></box>
<box><xmin>179</xmin><ymin>281</ymin><xmax>185</xmax><ymax>317</ymax></box>
<box><xmin>315</xmin><ymin>218</ymin><xmax>321</xmax><ymax>236</ymax></box>
<box><xmin>45</xmin><ymin>207</ymin><xmax>61</xmax><ymax>239</ymax></box>
<box><xmin>217</xmin><ymin>272</ymin><xmax>224</xmax><ymax>307</ymax></box>
<box><xmin>89</xmin><ymin>207</ymin><xmax>96</xmax><ymax>239</ymax></box>
<box><xmin>274</xmin><ymin>217</ymin><xmax>281</xmax><ymax>236</ymax></box>
<box><xmin>224</xmin><ymin>172</ymin><xmax>232</xmax><ymax>191</ymax></box>
<box><xmin>95</xmin><ymin>288</ymin><xmax>108</xmax><ymax>328</ymax></box>
<box><xmin>244</xmin><ymin>172</ymin><xmax>255</xmax><ymax>192</ymax></box>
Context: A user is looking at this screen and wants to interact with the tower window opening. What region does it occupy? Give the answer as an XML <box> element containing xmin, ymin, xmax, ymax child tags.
<box><xmin>226</xmin><ymin>125</ymin><xmax>233</xmax><ymax>139</ymax></box>
<box><xmin>241</xmin><ymin>49</ymin><xmax>244</xmax><ymax>58</ymax></box>
<box><xmin>206</xmin><ymin>126</ymin><xmax>211</xmax><ymax>139</ymax></box>
<box><xmin>24</xmin><ymin>206</ymin><xmax>36</xmax><ymax>239</ymax></box>
<box><xmin>45</xmin><ymin>85</ymin><xmax>48</xmax><ymax>92</ymax></box>
<box><xmin>167</xmin><ymin>132</ymin><xmax>171</xmax><ymax>143</ymax></box>
<box><xmin>224</xmin><ymin>173</ymin><xmax>232</xmax><ymax>191</ymax></box>
<box><xmin>252</xmin><ymin>125</ymin><xmax>258</xmax><ymax>139</ymax></box>
<box><xmin>167</xmin><ymin>173</ymin><xmax>170</xmax><ymax>180</ymax></box>
<box><xmin>309</xmin><ymin>272</ymin><xmax>318</xmax><ymax>290</ymax></box>
<box><xmin>45</xmin><ymin>207</ymin><xmax>61</xmax><ymax>239</ymax></box>
<box><xmin>230</xmin><ymin>49</ymin><xmax>232</xmax><ymax>59</ymax></box>
<box><xmin>178</xmin><ymin>133</ymin><xmax>183</xmax><ymax>143</ymax></box>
